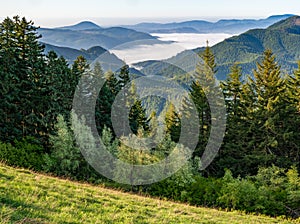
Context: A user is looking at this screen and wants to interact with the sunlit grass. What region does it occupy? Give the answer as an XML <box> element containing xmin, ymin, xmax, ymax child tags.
<box><xmin>0</xmin><ymin>163</ymin><xmax>298</xmax><ymax>224</ymax></box>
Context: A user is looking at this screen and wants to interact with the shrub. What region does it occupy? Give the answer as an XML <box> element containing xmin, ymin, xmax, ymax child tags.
<box><xmin>216</xmin><ymin>166</ymin><xmax>300</xmax><ymax>218</ymax></box>
<box><xmin>185</xmin><ymin>176</ymin><xmax>222</xmax><ymax>207</ymax></box>
<box><xmin>148</xmin><ymin>161</ymin><xmax>196</xmax><ymax>201</ymax></box>
<box><xmin>0</xmin><ymin>137</ymin><xmax>44</xmax><ymax>170</ymax></box>
<box><xmin>218</xmin><ymin>170</ymin><xmax>258</xmax><ymax>211</ymax></box>
<box><xmin>285</xmin><ymin>166</ymin><xmax>300</xmax><ymax>218</ymax></box>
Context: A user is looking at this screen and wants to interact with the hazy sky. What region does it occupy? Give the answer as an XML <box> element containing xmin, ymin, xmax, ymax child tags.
<box><xmin>1</xmin><ymin>0</ymin><xmax>299</xmax><ymax>27</ymax></box>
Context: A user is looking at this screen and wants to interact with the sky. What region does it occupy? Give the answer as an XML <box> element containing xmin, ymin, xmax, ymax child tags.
<box><xmin>0</xmin><ymin>0</ymin><xmax>299</xmax><ymax>27</ymax></box>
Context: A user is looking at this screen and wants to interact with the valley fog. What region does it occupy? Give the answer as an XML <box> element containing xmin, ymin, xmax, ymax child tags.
<box><xmin>110</xmin><ymin>33</ymin><xmax>234</xmax><ymax>64</ymax></box>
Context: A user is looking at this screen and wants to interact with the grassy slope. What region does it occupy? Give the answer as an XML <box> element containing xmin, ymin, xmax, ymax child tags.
<box><xmin>0</xmin><ymin>164</ymin><xmax>298</xmax><ymax>224</ymax></box>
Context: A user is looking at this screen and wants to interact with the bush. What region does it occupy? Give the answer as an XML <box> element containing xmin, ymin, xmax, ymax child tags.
<box><xmin>148</xmin><ymin>162</ymin><xmax>196</xmax><ymax>201</ymax></box>
<box><xmin>218</xmin><ymin>170</ymin><xmax>258</xmax><ymax>211</ymax></box>
<box><xmin>216</xmin><ymin>166</ymin><xmax>300</xmax><ymax>218</ymax></box>
<box><xmin>185</xmin><ymin>176</ymin><xmax>222</xmax><ymax>207</ymax></box>
<box><xmin>253</xmin><ymin>165</ymin><xmax>288</xmax><ymax>216</ymax></box>
<box><xmin>0</xmin><ymin>137</ymin><xmax>44</xmax><ymax>170</ymax></box>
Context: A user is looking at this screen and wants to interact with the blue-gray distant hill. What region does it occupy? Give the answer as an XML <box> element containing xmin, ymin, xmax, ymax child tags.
<box><xmin>134</xmin><ymin>16</ymin><xmax>300</xmax><ymax>80</ymax></box>
<box><xmin>123</xmin><ymin>14</ymin><xmax>294</xmax><ymax>34</ymax></box>
<box><xmin>58</xmin><ymin>21</ymin><xmax>102</xmax><ymax>30</ymax></box>
<box><xmin>39</xmin><ymin>21</ymin><xmax>161</xmax><ymax>50</ymax></box>
<box><xmin>43</xmin><ymin>42</ymin><xmax>145</xmax><ymax>77</ymax></box>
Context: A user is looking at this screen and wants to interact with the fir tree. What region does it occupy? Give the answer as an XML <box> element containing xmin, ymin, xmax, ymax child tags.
<box><xmin>105</xmin><ymin>70</ymin><xmax>120</xmax><ymax>96</ymax></box>
<box><xmin>183</xmin><ymin>44</ymin><xmax>217</xmax><ymax>159</ymax></box>
<box><xmin>118</xmin><ymin>64</ymin><xmax>130</xmax><ymax>88</ymax></box>
<box><xmin>127</xmin><ymin>82</ymin><xmax>149</xmax><ymax>135</ymax></box>
<box><xmin>165</xmin><ymin>103</ymin><xmax>181</xmax><ymax>142</ymax></box>
<box><xmin>95</xmin><ymin>63</ymin><xmax>115</xmax><ymax>134</ymax></box>
<box><xmin>216</xmin><ymin>63</ymin><xmax>248</xmax><ymax>176</ymax></box>
<box><xmin>0</xmin><ymin>16</ymin><xmax>46</xmax><ymax>143</ymax></box>
<box><xmin>246</xmin><ymin>49</ymin><xmax>295</xmax><ymax>171</ymax></box>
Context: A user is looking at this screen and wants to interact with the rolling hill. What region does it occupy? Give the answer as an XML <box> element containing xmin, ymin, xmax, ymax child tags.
<box><xmin>43</xmin><ymin>42</ymin><xmax>145</xmax><ymax>77</ymax></box>
<box><xmin>43</xmin><ymin>43</ymin><xmax>124</xmax><ymax>71</ymax></box>
<box><xmin>123</xmin><ymin>14</ymin><xmax>294</xmax><ymax>34</ymax></box>
<box><xmin>0</xmin><ymin>163</ymin><xmax>297</xmax><ymax>223</ymax></box>
<box><xmin>135</xmin><ymin>16</ymin><xmax>300</xmax><ymax>80</ymax></box>
<box><xmin>43</xmin><ymin>43</ymin><xmax>107</xmax><ymax>62</ymax></box>
<box><xmin>39</xmin><ymin>21</ymin><xmax>161</xmax><ymax>50</ymax></box>
<box><xmin>58</xmin><ymin>21</ymin><xmax>102</xmax><ymax>30</ymax></box>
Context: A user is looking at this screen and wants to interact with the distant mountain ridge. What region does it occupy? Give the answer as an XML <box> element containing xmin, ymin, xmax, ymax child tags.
<box><xmin>134</xmin><ymin>16</ymin><xmax>300</xmax><ymax>80</ymax></box>
<box><xmin>123</xmin><ymin>14</ymin><xmax>294</xmax><ymax>34</ymax></box>
<box><xmin>39</xmin><ymin>22</ymin><xmax>161</xmax><ymax>50</ymax></box>
<box><xmin>58</xmin><ymin>21</ymin><xmax>102</xmax><ymax>30</ymax></box>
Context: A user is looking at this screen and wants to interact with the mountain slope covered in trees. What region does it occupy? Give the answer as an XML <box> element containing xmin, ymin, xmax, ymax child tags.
<box><xmin>0</xmin><ymin>15</ymin><xmax>299</xmax><ymax>221</ymax></box>
<box><xmin>136</xmin><ymin>16</ymin><xmax>300</xmax><ymax>80</ymax></box>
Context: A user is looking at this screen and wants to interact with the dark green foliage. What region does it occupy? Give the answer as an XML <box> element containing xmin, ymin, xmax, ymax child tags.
<box><xmin>214</xmin><ymin>64</ymin><xmax>248</xmax><ymax>176</ymax></box>
<box><xmin>165</xmin><ymin>103</ymin><xmax>181</xmax><ymax>142</ymax></box>
<box><xmin>43</xmin><ymin>51</ymin><xmax>74</xmax><ymax>136</ymax></box>
<box><xmin>105</xmin><ymin>70</ymin><xmax>120</xmax><ymax>95</ymax></box>
<box><xmin>0</xmin><ymin>16</ymin><xmax>300</xmax><ymax>219</ymax></box>
<box><xmin>217</xmin><ymin>166</ymin><xmax>300</xmax><ymax>218</ymax></box>
<box><xmin>71</xmin><ymin>55</ymin><xmax>90</xmax><ymax>77</ymax></box>
<box><xmin>147</xmin><ymin>165</ymin><xmax>300</xmax><ymax>218</ymax></box>
<box><xmin>181</xmin><ymin>45</ymin><xmax>216</xmax><ymax>162</ymax></box>
<box><xmin>95</xmin><ymin>64</ymin><xmax>115</xmax><ymax>134</ymax></box>
<box><xmin>129</xmin><ymin>98</ymin><xmax>150</xmax><ymax>135</ymax></box>
<box><xmin>118</xmin><ymin>64</ymin><xmax>131</xmax><ymax>88</ymax></box>
<box><xmin>246</xmin><ymin>49</ymin><xmax>297</xmax><ymax>169</ymax></box>
<box><xmin>185</xmin><ymin>176</ymin><xmax>222</xmax><ymax>207</ymax></box>
<box><xmin>0</xmin><ymin>138</ymin><xmax>44</xmax><ymax>171</ymax></box>
<box><xmin>0</xmin><ymin>16</ymin><xmax>83</xmax><ymax>148</ymax></box>
<box><xmin>214</xmin><ymin>50</ymin><xmax>299</xmax><ymax>177</ymax></box>
<box><xmin>148</xmin><ymin>162</ymin><xmax>196</xmax><ymax>201</ymax></box>
<box><xmin>0</xmin><ymin>16</ymin><xmax>45</xmax><ymax>143</ymax></box>
<box><xmin>113</xmin><ymin>65</ymin><xmax>150</xmax><ymax>136</ymax></box>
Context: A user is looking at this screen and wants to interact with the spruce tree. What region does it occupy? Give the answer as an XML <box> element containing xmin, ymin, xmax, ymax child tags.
<box><xmin>44</xmin><ymin>51</ymin><xmax>73</xmax><ymax>124</ymax></box>
<box><xmin>0</xmin><ymin>16</ymin><xmax>46</xmax><ymax>143</ymax></box>
<box><xmin>289</xmin><ymin>61</ymin><xmax>300</xmax><ymax>112</ymax></box>
<box><xmin>286</xmin><ymin>62</ymin><xmax>300</xmax><ymax>166</ymax></box>
<box><xmin>246</xmin><ymin>49</ymin><xmax>294</xmax><ymax>172</ymax></box>
<box><xmin>95</xmin><ymin>63</ymin><xmax>115</xmax><ymax>134</ymax></box>
<box><xmin>183</xmin><ymin>44</ymin><xmax>217</xmax><ymax>159</ymax></box>
<box><xmin>127</xmin><ymin>82</ymin><xmax>149</xmax><ymax>135</ymax></box>
<box><xmin>165</xmin><ymin>103</ymin><xmax>181</xmax><ymax>142</ymax></box>
<box><xmin>118</xmin><ymin>64</ymin><xmax>130</xmax><ymax>88</ymax></box>
<box><xmin>216</xmin><ymin>63</ymin><xmax>248</xmax><ymax>176</ymax></box>
<box><xmin>105</xmin><ymin>70</ymin><xmax>120</xmax><ymax>96</ymax></box>
<box><xmin>129</xmin><ymin>99</ymin><xmax>149</xmax><ymax>135</ymax></box>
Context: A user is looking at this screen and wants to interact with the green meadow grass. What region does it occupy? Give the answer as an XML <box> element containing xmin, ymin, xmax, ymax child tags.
<box><xmin>0</xmin><ymin>164</ymin><xmax>298</xmax><ymax>224</ymax></box>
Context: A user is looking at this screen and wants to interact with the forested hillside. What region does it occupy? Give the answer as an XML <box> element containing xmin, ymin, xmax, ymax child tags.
<box><xmin>0</xmin><ymin>16</ymin><xmax>299</xmax><ymax>220</ymax></box>
<box><xmin>137</xmin><ymin>16</ymin><xmax>300</xmax><ymax>80</ymax></box>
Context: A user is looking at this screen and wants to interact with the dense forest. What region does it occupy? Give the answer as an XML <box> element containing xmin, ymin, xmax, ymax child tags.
<box><xmin>0</xmin><ymin>16</ymin><xmax>299</xmax><ymax>218</ymax></box>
